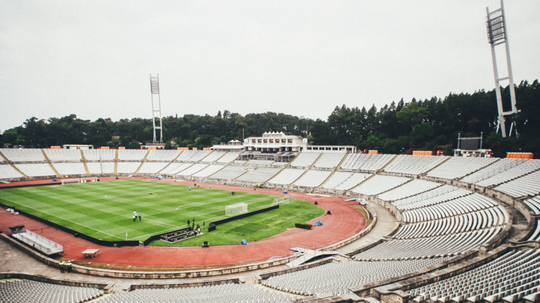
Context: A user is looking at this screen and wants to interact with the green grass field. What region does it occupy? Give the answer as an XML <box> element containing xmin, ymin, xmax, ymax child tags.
<box><xmin>0</xmin><ymin>180</ymin><xmax>324</xmax><ymax>246</ymax></box>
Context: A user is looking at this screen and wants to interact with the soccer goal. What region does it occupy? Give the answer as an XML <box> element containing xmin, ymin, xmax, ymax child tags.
<box><xmin>61</xmin><ymin>178</ymin><xmax>81</xmax><ymax>185</ymax></box>
<box><xmin>225</xmin><ymin>203</ymin><xmax>248</xmax><ymax>216</ymax></box>
<box><xmin>271</xmin><ymin>196</ymin><xmax>289</xmax><ymax>206</ymax></box>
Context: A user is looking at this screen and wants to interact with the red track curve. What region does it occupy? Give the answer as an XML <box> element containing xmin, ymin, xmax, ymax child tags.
<box><xmin>0</xmin><ymin>178</ymin><xmax>365</xmax><ymax>267</ymax></box>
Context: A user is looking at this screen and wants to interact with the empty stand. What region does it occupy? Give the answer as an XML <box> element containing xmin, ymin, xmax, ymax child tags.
<box><xmin>292</xmin><ymin>170</ymin><xmax>332</xmax><ymax>188</ymax></box>
<box><xmin>313</xmin><ymin>153</ymin><xmax>346</xmax><ymax>170</ymax></box>
<box><xmin>289</xmin><ymin>152</ymin><xmax>320</xmax><ymax>168</ymax></box>
<box><xmin>427</xmin><ymin>157</ymin><xmax>498</xmax><ymax>180</ymax></box>
<box><xmin>351</xmin><ymin>175</ymin><xmax>410</xmax><ymax>196</ymax></box>
<box><xmin>0</xmin><ymin>148</ymin><xmax>46</xmax><ymax>162</ymax></box>
<box><xmin>267</xmin><ymin>169</ymin><xmax>305</xmax><ymax>186</ymax></box>
<box><xmin>383</xmin><ymin>154</ymin><xmax>448</xmax><ymax>175</ymax></box>
<box><xmin>44</xmin><ymin>149</ymin><xmax>83</xmax><ymax>162</ymax></box>
<box><xmin>0</xmin><ymin>279</ymin><xmax>103</xmax><ymax>303</ymax></box>
<box><xmin>377</xmin><ymin>179</ymin><xmax>441</xmax><ymax>202</ymax></box>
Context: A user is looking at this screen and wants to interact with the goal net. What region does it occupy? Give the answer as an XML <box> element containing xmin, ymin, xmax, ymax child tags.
<box><xmin>61</xmin><ymin>178</ymin><xmax>81</xmax><ymax>185</ymax></box>
<box><xmin>271</xmin><ymin>196</ymin><xmax>289</xmax><ymax>206</ymax></box>
<box><xmin>61</xmin><ymin>177</ymin><xmax>98</xmax><ymax>185</ymax></box>
<box><xmin>225</xmin><ymin>203</ymin><xmax>248</xmax><ymax>216</ymax></box>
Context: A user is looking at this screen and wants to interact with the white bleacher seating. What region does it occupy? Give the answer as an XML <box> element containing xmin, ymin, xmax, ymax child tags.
<box><xmin>83</xmin><ymin>149</ymin><xmax>116</xmax><ymax>161</ymax></box>
<box><xmin>15</xmin><ymin>163</ymin><xmax>57</xmax><ymax>177</ymax></box>
<box><xmin>97</xmin><ymin>283</ymin><xmax>294</xmax><ymax>303</ymax></box>
<box><xmin>200</xmin><ymin>151</ymin><xmax>226</xmax><ymax>163</ymax></box>
<box><xmin>463</xmin><ymin>159</ymin><xmax>540</xmax><ymax>187</ymax></box>
<box><xmin>159</xmin><ymin>163</ymin><xmax>193</xmax><ymax>175</ymax></box>
<box><xmin>321</xmin><ymin>172</ymin><xmax>354</xmax><ymax>189</ymax></box>
<box><xmin>407</xmin><ymin>249</ymin><xmax>540</xmax><ymax>303</ymax></box>
<box><xmin>53</xmin><ymin>163</ymin><xmax>87</xmax><ymax>176</ymax></box>
<box><xmin>117</xmin><ymin>150</ymin><xmax>148</xmax><ymax>161</ymax></box>
<box><xmin>313</xmin><ymin>153</ymin><xmax>345</xmax><ymax>169</ymax></box>
<box><xmin>292</xmin><ymin>170</ymin><xmax>332</xmax><ymax>187</ymax></box>
<box><xmin>495</xmin><ymin>170</ymin><xmax>540</xmax><ymax>198</ymax></box>
<box><xmin>235</xmin><ymin>167</ymin><xmax>281</xmax><ymax>183</ymax></box>
<box><xmin>216</xmin><ymin>152</ymin><xmax>240</xmax><ymax>163</ymax></box>
<box><xmin>263</xmin><ymin>258</ymin><xmax>447</xmax><ymax>296</ymax></box>
<box><xmin>340</xmin><ymin>153</ymin><xmax>395</xmax><ymax>172</ymax></box>
<box><xmin>290</xmin><ymin>152</ymin><xmax>320</xmax><ymax>168</ymax></box>
<box><xmin>426</xmin><ymin>157</ymin><xmax>498</xmax><ymax>180</ymax></box>
<box><xmin>116</xmin><ymin>162</ymin><xmax>142</xmax><ymax>174</ymax></box>
<box><xmin>146</xmin><ymin>150</ymin><xmax>181</xmax><ymax>161</ymax></box>
<box><xmin>377</xmin><ymin>179</ymin><xmax>441</xmax><ymax>202</ymax></box>
<box><xmin>86</xmin><ymin>162</ymin><xmax>115</xmax><ymax>175</ymax></box>
<box><xmin>351</xmin><ymin>175</ymin><xmax>410</xmax><ymax>196</ymax></box>
<box><xmin>176</xmin><ymin>164</ymin><xmax>208</xmax><ymax>176</ymax></box>
<box><xmin>137</xmin><ymin>162</ymin><xmax>170</xmax><ymax>174</ymax></box>
<box><xmin>192</xmin><ymin>164</ymin><xmax>225</xmax><ymax>178</ymax></box>
<box><xmin>383</xmin><ymin>154</ymin><xmax>448</xmax><ymax>175</ymax></box>
<box><xmin>267</xmin><ymin>169</ymin><xmax>305</xmax><ymax>185</ymax></box>
<box><xmin>1</xmin><ymin>148</ymin><xmax>46</xmax><ymax>162</ymax></box>
<box><xmin>246</xmin><ymin>159</ymin><xmax>274</xmax><ymax>167</ymax></box>
<box><xmin>0</xmin><ymin>164</ymin><xmax>24</xmax><ymax>179</ymax></box>
<box><xmin>392</xmin><ymin>185</ymin><xmax>471</xmax><ymax>211</ymax></box>
<box><xmin>175</xmin><ymin>150</ymin><xmax>211</xmax><ymax>162</ymax></box>
<box><xmin>208</xmin><ymin>166</ymin><xmax>248</xmax><ymax>180</ymax></box>
<box><xmin>0</xmin><ymin>279</ymin><xmax>103</xmax><ymax>303</ymax></box>
<box><xmin>44</xmin><ymin>149</ymin><xmax>83</xmax><ymax>162</ymax></box>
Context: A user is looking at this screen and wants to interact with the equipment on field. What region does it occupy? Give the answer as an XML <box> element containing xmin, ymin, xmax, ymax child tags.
<box><xmin>225</xmin><ymin>202</ymin><xmax>248</xmax><ymax>216</ymax></box>
<box><xmin>61</xmin><ymin>177</ymin><xmax>98</xmax><ymax>185</ymax></box>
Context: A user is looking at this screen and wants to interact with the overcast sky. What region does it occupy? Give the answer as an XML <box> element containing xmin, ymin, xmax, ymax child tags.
<box><xmin>1</xmin><ymin>1</ymin><xmax>539</xmax><ymax>132</ymax></box>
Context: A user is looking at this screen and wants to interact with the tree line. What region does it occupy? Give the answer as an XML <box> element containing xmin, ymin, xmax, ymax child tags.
<box><xmin>1</xmin><ymin>80</ymin><xmax>539</xmax><ymax>158</ymax></box>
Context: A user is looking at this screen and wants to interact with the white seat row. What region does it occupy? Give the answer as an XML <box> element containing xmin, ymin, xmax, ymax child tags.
<box><xmin>207</xmin><ymin>165</ymin><xmax>247</xmax><ymax>180</ymax></box>
<box><xmin>408</xmin><ymin>249</ymin><xmax>540</xmax><ymax>303</ymax></box>
<box><xmin>83</xmin><ymin>149</ymin><xmax>116</xmax><ymax>161</ymax></box>
<box><xmin>0</xmin><ymin>279</ymin><xmax>103</xmax><ymax>303</ymax></box>
<box><xmin>234</xmin><ymin>168</ymin><xmax>281</xmax><ymax>183</ymax></box>
<box><xmin>175</xmin><ymin>150</ymin><xmax>211</xmax><ymax>162</ymax></box>
<box><xmin>263</xmin><ymin>258</ymin><xmax>447</xmax><ymax>296</ymax></box>
<box><xmin>200</xmin><ymin>151</ymin><xmax>227</xmax><ymax>163</ymax></box>
<box><xmin>495</xmin><ymin>171</ymin><xmax>540</xmax><ymax>198</ymax></box>
<box><xmin>354</xmin><ymin>226</ymin><xmax>501</xmax><ymax>261</ymax></box>
<box><xmin>53</xmin><ymin>163</ymin><xmax>87</xmax><ymax>176</ymax></box>
<box><xmin>292</xmin><ymin>170</ymin><xmax>332</xmax><ymax>187</ymax></box>
<box><xmin>392</xmin><ymin>185</ymin><xmax>471</xmax><ymax>211</ymax></box>
<box><xmin>289</xmin><ymin>152</ymin><xmax>320</xmax><ymax>168</ymax></box>
<box><xmin>116</xmin><ymin>162</ymin><xmax>142</xmax><ymax>174</ymax></box>
<box><xmin>313</xmin><ymin>153</ymin><xmax>346</xmax><ymax>169</ymax></box>
<box><xmin>16</xmin><ymin>163</ymin><xmax>57</xmax><ymax>177</ymax></box>
<box><xmin>465</xmin><ymin>159</ymin><xmax>540</xmax><ymax>187</ymax></box>
<box><xmin>0</xmin><ymin>164</ymin><xmax>25</xmax><ymax>179</ymax></box>
<box><xmin>0</xmin><ymin>148</ymin><xmax>46</xmax><ymax>162</ymax></box>
<box><xmin>351</xmin><ymin>175</ymin><xmax>410</xmax><ymax>196</ymax></box>
<box><xmin>215</xmin><ymin>152</ymin><xmax>240</xmax><ymax>163</ymax></box>
<box><xmin>383</xmin><ymin>155</ymin><xmax>449</xmax><ymax>175</ymax></box>
<box><xmin>340</xmin><ymin>153</ymin><xmax>395</xmax><ymax>172</ymax></box>
<box><xmin>176</xmin><ymin>164</ymin><xmax>208</xmax><ymax>176</ymax></box>
<box><xmin>267</xmin><ymin>169</ymin><xmax>305</xmax><ymax>185</ymax></box>
<box><xmin>146</xmin><ymin>150</ymin><xmax>181</xmax><ymax>161</ymax></box>
<box><xmin>377</xmin><ymin>179</ymin><xmax>441</xmax><ymax>202</ymax></box>
<box><xmin>44</xmin><ymin>149</ymin><xmax>83</xmax><ymax>162</ymax></box>
<box><xmin>427</xmin><ymin>157</ymin><xmax>498</xmax><ymax>180</ymax></box>
<box><xmin>137</xmin><ymin>162</ymin><xmax>170</xmax><ymax>174</ymax></box>
<box><xmin>86</xmin><ymin>162</ymin><xmax>115</xmax><ymax>174</ymax></box>
<box><xmin>117</xmin><ymin>150</ymin><xmax>148</xmax><ymax>161</ymax></box>
<box><xmin>160</xmin><ymin>163</ymin><xmax>193</xmax><ymax>175</ymax></box>
<box><xmin>97</xmin><ymin>283</ymin><xmax>294</xmax><ymax>303</ymax></box>
<box><xmin>192</xmin><ymin>164</ymin><xmax>225</xmax><ymax>178</ymax></box>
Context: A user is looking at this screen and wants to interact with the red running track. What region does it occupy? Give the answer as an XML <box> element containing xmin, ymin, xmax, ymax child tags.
<box><xmin>0</xmin><ymin>178</ymin><xmax>365</xmax><ymax>267</ymax></box>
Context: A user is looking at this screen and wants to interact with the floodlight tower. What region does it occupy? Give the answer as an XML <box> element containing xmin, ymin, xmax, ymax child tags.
<box><xmin>486</xmin><ymin>0</ymin><xmax>518</xmax><ymax>137</ymax></box>
<box><xmin>150</xmin><ymin>74</ymin><xmax>163</xmax><ymax>143</ymax></box>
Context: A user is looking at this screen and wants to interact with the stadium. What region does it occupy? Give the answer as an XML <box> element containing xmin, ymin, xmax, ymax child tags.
<box><xmin>1</xmin><ymin>144</ymin><xmax>540</xmax><ymax>303</ymax></box>
<box><xmin>2</xmin><ymin>1</ymin><xmax>540</xmax><ymax>302</ymax></box>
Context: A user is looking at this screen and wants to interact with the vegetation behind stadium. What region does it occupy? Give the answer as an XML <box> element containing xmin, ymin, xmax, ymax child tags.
<box><xmin>1</xmin><ymin>80</ymin><xmax>539</xmax><ymax>158</ymax></box>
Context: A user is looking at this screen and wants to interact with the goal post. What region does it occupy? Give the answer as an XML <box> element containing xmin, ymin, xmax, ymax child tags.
<box><xmin>225</xmin><ymin>203</ymin><xmax>248</xmax><ymax>216</ymax></box>
<box><xmin>271</xmin><ymin>196</ymin><xmax>289</xmax><ymax>206</ymax></box>
<box><xmin>61</xmin><ymin>178</ymin><xmax>81</xmax><ymax>185</ymax></box>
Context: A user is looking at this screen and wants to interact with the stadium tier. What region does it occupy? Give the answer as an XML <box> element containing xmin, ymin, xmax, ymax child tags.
<box><xmin>2</xmin><ymin>148</ymin><xmax>540</xmax><ymax>303</ymax></box>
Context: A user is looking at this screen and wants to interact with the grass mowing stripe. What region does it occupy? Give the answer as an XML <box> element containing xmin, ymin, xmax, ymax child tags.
<box><xmin>0</xmin><ymin>180</ymin><xmax>324</xmax><ymax>245</ymax></box>
<box><xmin>0</xmin><ymin>196</ymin><xmax>123</xmax><ymax>240</ymax></box>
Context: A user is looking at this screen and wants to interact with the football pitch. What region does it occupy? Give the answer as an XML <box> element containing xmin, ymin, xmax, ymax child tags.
<box><xmin>0</xmin><ymin>180</ymin><xmax>325</xmax><ymax>246</ymax></box>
